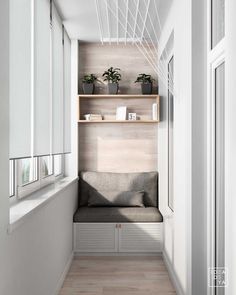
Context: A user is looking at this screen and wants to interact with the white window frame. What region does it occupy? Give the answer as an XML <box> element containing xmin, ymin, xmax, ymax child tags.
<box><xmin>17</xmin><ymin>157</ymin><xmax>40</xmax><ymax>199</ymax></box>
<box><xmin>9</xmin><ymin>159</ymin><xmax>15</xmax><ymax>198</ymax></box>
<box><xmin>159</xmin><ymin>30</ymin><xmax>174</xmax><ymax>215</ymax></box>
<box><xmin>10</xmin><ymin>154</ymin><xmax>65</xmax><ymax>201</ymax></box>
<box><xmin>207</xmin><ymin>1</ymin><xmax>225</xmax><ymax>294</ymax></box>
<box><xmin>53</xmin><ymin>154</ymin><xmax>64</xmax><ymax>177</ymax></box>
<box><xmin>167</xmin><ymin>54</ymin><xmax>174</xmax><ymax>212</ymax></box>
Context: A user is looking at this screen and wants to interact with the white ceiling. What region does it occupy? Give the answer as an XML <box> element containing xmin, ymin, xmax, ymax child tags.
<box><xmin>55</xmin><ymin>0</ymin><xmax>172</xmax><ymax>42</ymax></box>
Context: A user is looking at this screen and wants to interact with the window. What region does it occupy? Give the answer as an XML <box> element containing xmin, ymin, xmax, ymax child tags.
<box><xmin>211</xmin><ymin>0</ymin><xmax>225</xmax><ymax>48</ymax></box>
<box><xmin>9</xmin><ymin>160</ymin><xmax>15</xmax><ymax>197</ymax></box>
<box><xmin>41</xmin><ymin>156</ymin><xmax>53</xmax><ymax>178</ymax></box>
<box><xmin>18</xmin><ymin>157</ymin><xmax>38</xmax><ymax>186</ymax></box>
<box><xmin>54</xmin><ymin>154</ymin><xmax>63</xmax><ymax>176</ymax></box>
<box><xmin>9</xmin><ymin>155</ymin><xmax>64</xmax><ymax>198</ymax></box>
<box><xmin>215</xmin><ymin>62</ymin><xmax>225</xmax><ymax>294</ymax></box>
<box><xmin>168</xmin><ymin>56</ymin><xmax>174</xmax><ymax>211</ymax></box>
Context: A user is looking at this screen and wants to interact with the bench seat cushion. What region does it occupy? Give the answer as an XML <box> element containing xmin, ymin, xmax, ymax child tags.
<box><xmin>73</xmin><ymin>207</ymin><xmax>163</xmax><ymax>223</ymax></box>
<box><xmin>79</xmin><ymin>171</ymin><xmax>158</xmax><ymax>207</ymax></box>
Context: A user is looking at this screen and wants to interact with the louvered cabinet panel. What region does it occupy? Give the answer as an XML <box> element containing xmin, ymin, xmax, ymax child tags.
<box><xmin>118</xmin><ymin>223</ymin><xmax>163</xmax><ymax>253</ymax></box>
<box><xmin>74</xmin><ymin>223</ymin><xmax>118</xmax><ymax>252</ymax></box>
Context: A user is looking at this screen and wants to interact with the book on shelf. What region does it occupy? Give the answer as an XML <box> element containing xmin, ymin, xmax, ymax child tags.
<box><xmin>84</xmin><ymin>114</ymin><xmax>103</xmax><ymax>121</ymax></box>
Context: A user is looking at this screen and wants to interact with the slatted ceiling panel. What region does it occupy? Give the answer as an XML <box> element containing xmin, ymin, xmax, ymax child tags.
<box><xmin>119</xmin><ymin>223</ymin><xmax>163</xmax><ymax>252</ymax></box>
<box><xmin>75</xmin><ymin>223</ymin><xmax>118</xmax><ymax>252</ymax></box>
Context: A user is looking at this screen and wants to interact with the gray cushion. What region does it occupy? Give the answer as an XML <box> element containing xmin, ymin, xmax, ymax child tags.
<box><xmin>79</xmin><ymin>171</ymin><xmax>158</xmax><ymax>207</ymax></box>
<box><xmin>88</xmin><ymin>190</ymin><xmax>145</xmax><ymax>207</ymax></box>
<box><xmin>73</xmin><ymin>207</ymin><xmax>163</xmax><ymax>223</ymax></box>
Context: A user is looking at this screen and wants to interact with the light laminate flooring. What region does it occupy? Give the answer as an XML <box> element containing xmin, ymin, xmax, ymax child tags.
<box><xmin>59</xmin><ymin>256</ymin><xmax>176</xmax><ymax>295</ymax></box>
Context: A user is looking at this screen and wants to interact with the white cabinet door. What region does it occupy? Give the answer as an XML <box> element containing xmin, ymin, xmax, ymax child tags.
<box><xmin>118</xmin><ymin>223</ymin><xmax>163</xmax><ymax>253</ymax></box>
<box><xmin>74</xmin><ymin>223</ymin><xmax>118</xmax><ymax>253</ymax></box>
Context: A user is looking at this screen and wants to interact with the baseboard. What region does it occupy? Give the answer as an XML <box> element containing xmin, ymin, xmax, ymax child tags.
<box><xmin>74</xmin><ymin>252</ymin><xmax>162</xmax><ymax>257</ymax></box>
<box><xmin>54</xmin><ymin>252</ymin><xmax>74</xmax><ymax>295</ymax></box>
<box><xmin>162</xmin><ymin>250</ymin><xmax>185</xmax><ymax>295</ymax></box>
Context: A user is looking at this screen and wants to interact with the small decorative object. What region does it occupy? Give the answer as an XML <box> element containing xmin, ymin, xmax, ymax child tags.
<box><xmin>152</xmin><ymin>103</ymin><xmax>158</xmax><ymax>120</ymax></box>
<box><xmin>128</xmin><ymin>113</ymin><xmax>137</xmax><ymax>121</ymax></box>
<box><xmin>102</xmin><ymin>67</ymin><xmax>121</xmax><ymax>94</ymax></box>
<box><xmin>82</xmin><ymin>74</ymin><xmax>99</xmax><ymax>94</ymax></box>
<box><xmin>116</xmin><ymin>106</ymin><xmax>127</xmax><ymax>120</ymax></box>
<box><xmin>135</xmin><ymin>73</ymin><xmax>155</xmax><ymax>94</ymax></box>
<box><xmin>84</xmin><ymin>114</ymin><xmax>103</xmax><ymax>121</ymax></box>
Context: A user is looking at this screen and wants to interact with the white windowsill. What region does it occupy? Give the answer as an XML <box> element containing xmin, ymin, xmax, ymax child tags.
<box><xmin>8</xmin><ymin>176</ymin><xmax>78</xmax><ymax>234</ymax></box>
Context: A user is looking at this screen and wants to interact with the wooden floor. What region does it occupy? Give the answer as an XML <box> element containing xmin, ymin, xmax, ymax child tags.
<box><xmin>59</xmin><ymin>256</ymin><xmax>176</xmax><ymax>295</ymax></box>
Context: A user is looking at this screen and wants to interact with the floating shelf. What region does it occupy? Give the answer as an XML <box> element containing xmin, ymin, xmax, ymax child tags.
<box><xmin>78</xmin><ymin>120</ymin><xmax>159</xmax><ymax>123</ymax></box>
<box><xmin>77</xmin><ymin>94</ymin><xmax>160</xmax><ymax>123</ymax></box>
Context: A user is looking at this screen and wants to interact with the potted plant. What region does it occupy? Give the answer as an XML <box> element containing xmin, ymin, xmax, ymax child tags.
<box><xmin>82</xmin><ymin>74</ymin><xmax>99</xmax><ymax>94</ymax></box>
<box><xmin>135</xmin><ymin>73</ymin><xmax>155</xmax><ymax>94</ymax></box>
<box><xmin>102</xmin><ymin>67</ymin><xmax>121</xmax><ymax>94</ymax></box>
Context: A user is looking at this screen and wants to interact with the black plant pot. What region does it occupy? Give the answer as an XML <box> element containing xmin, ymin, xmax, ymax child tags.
<box><xmin>108</xmin><ymin>83</ymin><xmax>119</xmax><ymax>94</ymax></box>
<box><xmin>141</xmin><ymin>83</ymin><xmax>152</xmax><ymax>94</ymax></box>
<box><xmin>83</xmin><ymin>83</ymin><xmax>94</xmax><ymax>94</ymax></box>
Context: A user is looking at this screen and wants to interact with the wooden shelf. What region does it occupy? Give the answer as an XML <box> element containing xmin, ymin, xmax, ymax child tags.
<box><xmin>77</xmin><ymin>94</ymin><xmax>160</xmax><ymax>123</ymax></box>
<box><xmin>78</xmin><ymin>94</ymin><xmax>159</xmax><ymax>98</ymax></box>
<box><xmin>78</xmin><ymin>120</ymin><xmax>159</xmax><ymax>123</ymax></box>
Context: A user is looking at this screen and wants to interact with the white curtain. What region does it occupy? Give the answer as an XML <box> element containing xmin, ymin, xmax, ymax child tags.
<box><xmin>34</xmin><ymin>0</ymin><xmax>51</xmax><ymax>156</ymax></box>
<box><xmin>63</xmin><ymin>29</ymin><xmax>71</xmax><ymax>153</ymax></box>
<box><xmin>52</xmin><ymin>3</ymin><xmax>64</xmax><ymax>155</ymax></box>
<box><xmin>10</xmin><ymin>0</ymin><xmax>32</xmax><ymax>159</ymax></box>
<box><xmin>9</xmin><ymin>0</ymin><xmax>71</xmax><ymax>159</ymax></box>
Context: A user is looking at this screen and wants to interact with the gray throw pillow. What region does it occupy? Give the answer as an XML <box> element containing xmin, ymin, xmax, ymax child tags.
<box><xmin>88</xmin><ymin>190</ymin><xmax>145</xmax><ymax>207</ymax></box>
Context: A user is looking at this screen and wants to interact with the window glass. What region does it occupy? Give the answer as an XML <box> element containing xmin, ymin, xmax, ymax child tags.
<box><xmin>215</xmin><ymin>62</ymin><xmax>225</xmax><ymax>291</ymax></box>
<box><xmin>19</xmin><ymin>158</ymin><xmax>38</xmax><ymax>186</ymax></box>
<box><xmin>168</xmin><ymin>56</ymin><xmax>174</xmax><ymax>211</ymax></box>
<box><xmin>211</xmin><ymin>0</ymin><xmax>225</xmax><ymax>48</ymax></box>
<box><xmin>9</xmin><ymin>160</ymin><xmax>15</xmax><ymax>197</ymax></box>
<box><xmin>54</xmin><ymin>154</ymin><xmax>62</xmax><ymax>176</ymax></box>
<box><xmin>41</xmin><ymin>156</ymin><xmax>53</xmax><ymax>178</ymax></box>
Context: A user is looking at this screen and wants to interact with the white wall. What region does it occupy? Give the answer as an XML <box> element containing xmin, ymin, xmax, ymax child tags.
<box><xmin>0</xmin><ymin>3</ymin><xmax>79</xmax><ymax>295</ymax></box>
<box><xmin>65</xmin><ymin>40</ymin><xmax>78</xmax><ymax>176</ymax></box>
<box><xmin>158</xmin><ymin>0</ymin><xmax>207</xmax><ymax>294</ymax></box>
<box><xmin>0</xmin><ymin>183</ymin><xmax>78</xmax><ymax>295</ymax></box>
<box><xmin>225</xmin><ymin>0</ymin><xmax>236</xmax><ymax>294</ymax></box>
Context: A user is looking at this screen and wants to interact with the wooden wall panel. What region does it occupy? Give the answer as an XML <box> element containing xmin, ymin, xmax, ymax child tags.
<box><xmin>79</xmin><ymin>123</ymin><xmax>158</xmax><ymax>173</ymax></box>
<box><xmin>78</xmin><ymin>42</ymin><xmax>158</xmax><ymax>94</ymax></box>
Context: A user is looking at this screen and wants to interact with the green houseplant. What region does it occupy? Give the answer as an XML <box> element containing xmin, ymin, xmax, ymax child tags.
<box><xmin>102</xmin><ymin>67</ymin><xmax>121</xmax><ymax>94</ymax></box>
<box><xmin>135</xmin><ymin>73</ymin><xmax>155</xmax><ymax>94</ymax></box>
<box><xmin>82</xmin><ymin>74</ymin><xmax>99</xmax><ymax>94</ymax></box>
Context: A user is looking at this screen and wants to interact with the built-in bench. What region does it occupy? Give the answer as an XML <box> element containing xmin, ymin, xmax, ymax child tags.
<box><xmin>73</xmin><ymin>171</ymin><xmax>163</xmax><ymax>253</ymax></box>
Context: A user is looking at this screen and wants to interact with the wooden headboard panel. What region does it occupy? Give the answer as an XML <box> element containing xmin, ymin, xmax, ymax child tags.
<box><xmin>78</xmin><ymin>123</ymin><xmax>158</xmax><ymax>173</ymax></box>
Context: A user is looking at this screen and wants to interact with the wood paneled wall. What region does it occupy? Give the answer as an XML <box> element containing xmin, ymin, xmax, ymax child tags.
<box><xmin>78</xmin><ymin>43</ymin><xmax>158</xmax><ymax>173</ymax></box>
<box><xmin>78</xmin><ymin>42</ymin><xmax>158</xmax><ymax>94</ymax></box>
<box><xmin>79</xmin><ymin>123</ymin><xmax>158</xmax><ymax>173</ymax></box>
